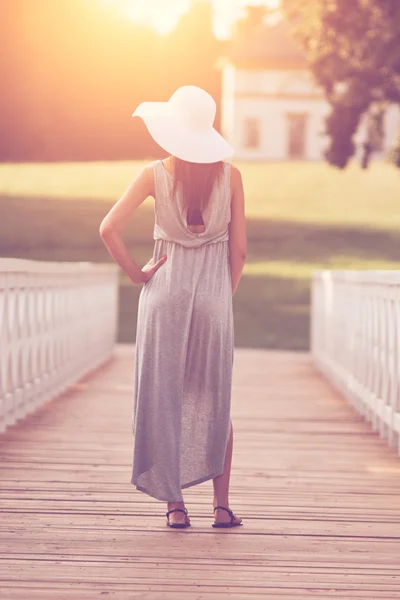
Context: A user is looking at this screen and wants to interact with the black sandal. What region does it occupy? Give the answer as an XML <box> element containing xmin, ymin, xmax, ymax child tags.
<box><xmin>166</xmin><ymin>507</ymin><xmax>191</xmax><ymax>528</ymax></box>
<box><xmin>212</xmin><ymin>505</ymin><xmax>243</xmax><ymax>528</ymax></box>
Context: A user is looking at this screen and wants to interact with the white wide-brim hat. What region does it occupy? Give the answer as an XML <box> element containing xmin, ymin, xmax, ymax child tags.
<box><xmin>132</xmin><ymin>85</ymin><xmax>234</xmax><ymax>164</ymax></box>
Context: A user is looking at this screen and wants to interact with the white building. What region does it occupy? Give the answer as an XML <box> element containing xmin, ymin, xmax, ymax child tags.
<box><xmin>221</xmin><ymin>19</ymin><xmax>400</xmax><ymax>161</ymax></box>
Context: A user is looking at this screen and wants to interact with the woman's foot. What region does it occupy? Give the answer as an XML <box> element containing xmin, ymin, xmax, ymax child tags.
<box><xmin>166</xmin><ymin>501</ymin><xmax>191</xmax><ymax>527</ymax></box>
<box><xmin>213</xmin><ymin>500</ymin><xmax>242</xmax><ymax>526</ymax></box>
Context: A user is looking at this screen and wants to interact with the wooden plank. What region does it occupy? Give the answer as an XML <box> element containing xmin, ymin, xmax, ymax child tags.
<box><xmin>0</xmin><ymin>345</ymin><xmax>400</xmax><ymax>599</ymax></box>
<box><xmin>1</xmin><ymin>587</ymin><xmax>400</xmax><ymax>600</ymax></box>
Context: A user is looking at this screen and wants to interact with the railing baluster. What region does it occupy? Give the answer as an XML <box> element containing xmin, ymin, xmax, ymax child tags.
<box><xmin>311</xmin><ymin>270</ymin><xmax>400</xmax><ymax>454</ymax></box>
<box><xmin>0</xmin><ymin>259</ymin><xmax>119</xmax><ymax>433</ymax></box>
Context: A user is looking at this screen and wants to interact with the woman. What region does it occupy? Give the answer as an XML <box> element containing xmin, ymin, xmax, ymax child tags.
<box><xmin>99</xmin><ymin>86</ymin><xmax>246</xmax><ymax>528</ymax></box>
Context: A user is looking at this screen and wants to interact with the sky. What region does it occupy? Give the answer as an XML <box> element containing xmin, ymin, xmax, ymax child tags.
<box><xmin>96</xmin><ymin>0</ymin><xmax>280</xmax><ymax>39</ymax></box>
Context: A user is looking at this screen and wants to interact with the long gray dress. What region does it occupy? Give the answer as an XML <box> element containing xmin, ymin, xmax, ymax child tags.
<box><xmin>131</xmin><ymin>159</ymin><xmax>234</xmax><ymax>502</ymax></box>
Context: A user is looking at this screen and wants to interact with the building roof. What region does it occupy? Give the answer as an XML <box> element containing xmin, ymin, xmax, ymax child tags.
<box><xmin>227</xmin><ymin>18</ymin><xmax>306</xmax><ymax>69</ymax></box>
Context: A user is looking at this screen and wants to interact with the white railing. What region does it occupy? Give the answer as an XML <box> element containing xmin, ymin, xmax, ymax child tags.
<box><xmin>311</xmin><ymin>270</ymin><xmax>400</xmax><ymax>454</ymax></box>
<box><xmin>0</xmin><ymin>259</ymin><xmax>119</xmax><ymax>433</ymax></box>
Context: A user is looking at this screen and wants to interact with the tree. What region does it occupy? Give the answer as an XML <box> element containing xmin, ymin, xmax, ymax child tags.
<box><xmin>163</xmin><ymin>1</ymin><xmax>222</xmax><ymax>104</ymax></box>
<box><xmin>282</xmin><ymin>0</ymin><xmax>400</xmax><ymax>168</ymax></box>
<box><xmin>233</xmin><ymin>5</ymin><xmax>268</xmax><ymax>38</ymax></box>
<box><xmin>389</xmin><ymin>130</ymin><xmax>400</xmax><ymax>167</ymax></box>
<box><xmin>1</xmin><ymin>0</ymin><xmax>222</xmax><ymax>161</ymax></box>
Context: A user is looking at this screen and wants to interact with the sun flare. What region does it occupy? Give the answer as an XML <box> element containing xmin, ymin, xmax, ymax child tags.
<box><xmin>96</xmin><ymin>0</ymin><xmax>281</xmax><ymax>38</ymax></box>
<box><xmin>98</xmin><ymin>0</ymin><xmax>190</xmax><ymax>34</ymax></box>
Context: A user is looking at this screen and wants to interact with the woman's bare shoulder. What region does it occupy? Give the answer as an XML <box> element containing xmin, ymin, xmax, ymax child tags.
<box><xmin>227</xmin><ymin>163</ymin><xmax>243</xmax><ymax>191</ymax></box>
<box><xmin>229</xmin><ymin>163</ymin><xmax>241</xmax><ymax>176</ymax></box>
<box><xmin>141</xmin><ymin>160</ymin><xmax>158</xmax><ymax>175</ymax></box>
<box><xmin>133</xmin><ymin>161</ymin><xmax>158</xmax><ymax>197</ymax></box>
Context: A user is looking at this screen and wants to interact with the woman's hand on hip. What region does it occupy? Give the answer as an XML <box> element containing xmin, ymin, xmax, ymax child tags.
<box><xmin>138</xmin><ymin>255</ymin><xmax>167</xmax><ymax>283</ymax></box>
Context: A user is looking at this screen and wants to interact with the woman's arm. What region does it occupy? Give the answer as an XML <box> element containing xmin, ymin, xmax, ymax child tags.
<box><xmin>228</xmin><ymin>166</ymin><xmax>247</xmax><ymax>295</ymax></box>
<box><xmin>99</xmin><ymin>164</ymin><xmax>167</xmax><ymax>284</ymax></box>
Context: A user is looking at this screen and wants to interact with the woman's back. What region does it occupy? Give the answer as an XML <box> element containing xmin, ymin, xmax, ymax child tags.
<box><xmin>151</xmin><ymin>159</ymin><xmax>232</xmax><ymax>248</ymax></box>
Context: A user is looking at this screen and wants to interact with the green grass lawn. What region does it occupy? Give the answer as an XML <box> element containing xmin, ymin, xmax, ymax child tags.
<box><xmin>1</xmin><ymin>160</ymin><xmax>400</xmax><ymax>350</ymax></box>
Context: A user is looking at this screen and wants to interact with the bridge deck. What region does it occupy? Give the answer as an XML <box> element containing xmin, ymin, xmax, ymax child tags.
<box><xmin>1</xmin><ymin>345</ymin><xmax>399</xmax><ymax>599</ymax></box>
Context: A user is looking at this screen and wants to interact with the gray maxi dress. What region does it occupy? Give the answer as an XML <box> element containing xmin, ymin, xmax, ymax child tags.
<box><xmin>131</xmin><ymin>159</ymin><xmax>234</xmax><ymax>502</ymax></box>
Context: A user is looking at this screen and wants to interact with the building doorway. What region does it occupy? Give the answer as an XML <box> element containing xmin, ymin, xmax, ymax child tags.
<box><xmin>286</xmin><ymin>113</ymin><xmax>308</xmax><ymax>159</ymax></box>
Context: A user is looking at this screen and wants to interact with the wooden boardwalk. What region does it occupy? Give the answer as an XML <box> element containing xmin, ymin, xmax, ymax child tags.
<box><xmin>1</xmin><ymin>345</ymin><xmax>399</xmax><ymax>599</ymax></box>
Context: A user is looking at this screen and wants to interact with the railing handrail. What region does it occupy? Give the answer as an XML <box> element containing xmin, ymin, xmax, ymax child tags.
<box><xmin>0</xmin><ymin>257</ymin><xmax>117</xmax><ymax>274</ymax></box>
<box><xmin>313</xmin><ymin>269</ymin><xmax>400</xmax><ymax>285</ymax></box>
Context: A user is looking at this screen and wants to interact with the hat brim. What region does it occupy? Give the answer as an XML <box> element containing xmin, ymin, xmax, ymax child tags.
<box><xmin>132</xmin><ymin>101</ymin><xmax>234</xmax><ymax>164</ymax></box>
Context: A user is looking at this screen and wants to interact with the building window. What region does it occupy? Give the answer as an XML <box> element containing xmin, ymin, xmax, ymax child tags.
<box><xmin>243</xmin><ymin>118</ymin><xmax>261</xmax><ymax>149</ymax></box>
<box><xmin>286</xmin><ymin>113</ymin><xmax>308</xmax><ymax>159</ymax></box>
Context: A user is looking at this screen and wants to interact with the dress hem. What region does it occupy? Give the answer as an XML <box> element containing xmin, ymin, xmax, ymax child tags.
<box><xmin>132</xmin><ymin>468</ymin><xmax>224</xmax><ymax>503</ymax></box>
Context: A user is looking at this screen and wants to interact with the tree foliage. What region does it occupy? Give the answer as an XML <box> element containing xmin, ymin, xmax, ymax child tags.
<box><xmin>282</xmin><ymin>0</ymin><xmax>400</xmax><ymax>168</ymax></box>
<box><xmin>233</xmin><ymin>5</ymin><xmax>269</xmax><ymax>38</ymax></box>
